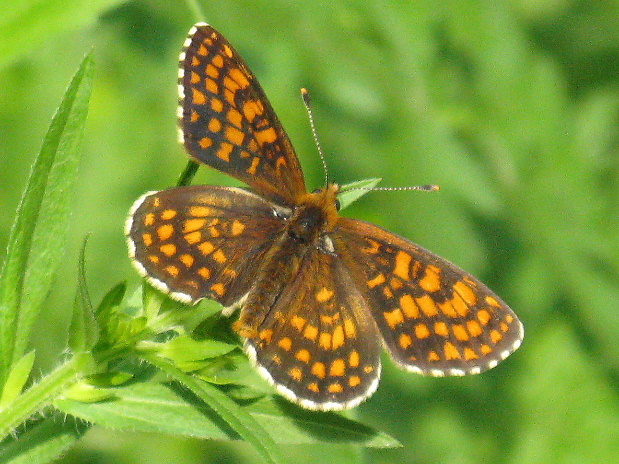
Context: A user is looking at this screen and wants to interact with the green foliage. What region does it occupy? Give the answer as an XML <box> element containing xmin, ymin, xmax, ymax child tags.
<box><xmin>2</xmin><ymin>1</ymin><xmax>619</xmax><ymax>463</ymax></box>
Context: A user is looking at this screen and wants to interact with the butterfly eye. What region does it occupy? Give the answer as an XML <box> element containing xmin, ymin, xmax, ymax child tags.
<box><xmin>335</xmin><ymin>198</ymin><xmax>341</xmax><ymax>211</ymax></box>
<box><xmin>312</xmin><ymin>188</ymin><xmax>323</xmax><ymax>194</ymax></box>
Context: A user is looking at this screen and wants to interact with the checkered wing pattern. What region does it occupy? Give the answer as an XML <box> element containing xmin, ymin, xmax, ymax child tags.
<box><xmin>242</xmin><ymin>248</ymin><xmax>382</xmax><ymax>410</ymax></box>
<box><xmin>334</xmin><ymin>218</ymin><xmax>524</xmax><ymax>376</ymax></box>
<box><xmin>127</xmin><ymin>185</ymin><xmax>287</xmax><ymax>306</ymax></box>
<box><xmin>179</xmin><ymin>23</ymin><xmax>306</xmax><ymax>206</ymax></box>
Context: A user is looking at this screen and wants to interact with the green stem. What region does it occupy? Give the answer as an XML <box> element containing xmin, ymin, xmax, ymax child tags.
<box><xmin>184</xmin><ymin>0</ymin><xmax>206</xmax><ymax>23</ymax></box>
<box><xmin>0</xmin><ymin>353</ymin><xmax>92</xmax><ymax>441</ymax></box>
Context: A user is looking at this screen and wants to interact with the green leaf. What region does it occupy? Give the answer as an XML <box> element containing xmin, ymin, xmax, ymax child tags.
<box><xmin>54</xmin><ymin>382</ymin><xmax>399</xmax><ymax>448</ymax></box>
<box><xmin>68</xmin><ymin>235</ymin><xmax>99</xmax><ymax>352</ymax></box>
<box><xmin>96</xmin><ymin>282</ymin><xmax>126</xmax><ymax>316</ymax></box>
<box><xmin>145</xmin><ymin>355</ymin><xmax>286</xmax><ymax>464</ymax></box>
<box><xmin>0</xmin><ymin>52</ymin><xmax>94</xmax><ymax>384</ymax></box>
<box><xmin>0</xmin><ymin>415</ymin><xmax>89</xmax><ymax>464</ymax></box>
<box><xmin>0</xmin><ymin>351</ymin><xmax>35</xmax><ymax>408</ymax></box>
<box><xmin>138</xmin><ymin>335</ymin><xmax>237</xmax><ymax>372</ymax></box>
<box><xmin>337</xmin><ymin>178</ymin><xmax>382</xmax><ymax>210</ymax></box>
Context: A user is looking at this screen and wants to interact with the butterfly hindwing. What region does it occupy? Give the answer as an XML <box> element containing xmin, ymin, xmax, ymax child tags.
<box><xmin>242</xmin><ymin>247</ymin><xmax>382</xmax><ymax>410</ymax></box>
<box><xmin>334</xmin><ymin>218</ymin><xmax>524</xmax><ymax>376</ymax></box>
<box><xmin>179</xmin><ymin>23</ymin><xmax>306</xmax><ymax>206</ymax></box>
<box><xmin>127</xmin><ymin>185</ymin><xmax>288</xmax><ymax>306</ymax></box>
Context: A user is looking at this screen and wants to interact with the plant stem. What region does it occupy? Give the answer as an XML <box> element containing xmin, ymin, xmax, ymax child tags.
<box><xmin>0</xmin><ymin>353</ymin><xmax>92</xmax><ymax>441</ymax></box>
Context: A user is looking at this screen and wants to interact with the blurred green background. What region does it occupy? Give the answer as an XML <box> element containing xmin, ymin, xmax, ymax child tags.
<box><xmin>2</xmin><ymin>0</ymin><xmax>619</xmax><ymax>463</ymax></box>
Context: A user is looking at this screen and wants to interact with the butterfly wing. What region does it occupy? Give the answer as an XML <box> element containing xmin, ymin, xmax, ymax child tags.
<box><xmin>242</xmin><ymin>247</ymin><xmax>382</xmax><ymax>411</ymax></box>
<box><xmin>126</xmin><ymin>185</ymin><xmax>288</xmax><ymax>306</ymax></box>
<box><xmin>334</xmin><ymin>218</ymin><xmax>524</xmax><ymax>376</ymax></box>
<box><xmin>179</xmin><ymin>23</ymin><xmax>307</xmax><ymax>206</ymax></box>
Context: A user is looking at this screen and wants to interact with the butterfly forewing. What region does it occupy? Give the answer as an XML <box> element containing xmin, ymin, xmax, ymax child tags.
<box><xmin>335</xmin><ymin>218</ymin><xmax>524</xmax><ymax>376</ymax></box>
<box><xmin>179</xmin><ymin>23</ymin><xmax>306</xmax><ymax>206</ymax></box>
<box><xmin>242</xmin><ymin>247</ymin><xmax>382</xmax><ymax>410</ymax></box>
<box><xmin>127</xmin><ymin>185</ymin><xmax>287</xmax><ymax>305</ymax></box>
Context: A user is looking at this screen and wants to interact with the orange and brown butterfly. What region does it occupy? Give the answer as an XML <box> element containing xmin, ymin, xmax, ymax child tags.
<box><xmin>126</xmin><ymin>23</ymin><xmax>524</xmax><ymax>411</ymax></box>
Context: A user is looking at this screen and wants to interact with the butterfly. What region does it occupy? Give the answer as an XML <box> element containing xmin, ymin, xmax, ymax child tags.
<box><xmin>126</xmin><ymin>23</ymin><xmax>524</xmax><ymax>411</ymax></box>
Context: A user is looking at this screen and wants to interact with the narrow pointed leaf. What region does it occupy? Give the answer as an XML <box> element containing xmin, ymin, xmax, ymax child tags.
<box><xmin>0</xmin><ymin>351</ymin><xmax>36</xmax><ymax>407</ymax></box>
<box><xmin>69</xmin><ymin>236</ymin><xmax>98</xmax><ymax>352</ymax></box>
<box><xmin>0</xmin><ymin>52</ymin><xmax>94</xmax><ymax>383</ymax></box>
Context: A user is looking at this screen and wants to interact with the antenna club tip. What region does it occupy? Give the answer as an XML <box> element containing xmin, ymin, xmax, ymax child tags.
<box><xmin>301</xmin><ymin>88</ymin><xmax>311</xmax><ymax>104</ymax></box>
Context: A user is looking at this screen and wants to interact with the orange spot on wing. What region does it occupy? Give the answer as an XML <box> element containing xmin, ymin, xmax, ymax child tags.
<box><xmin>467</xmin><ymin>320</ymin><xmax>483</xmax><ymax>337</ymax></box>
<box><xmin>278</xmin><ymin>337</ymin><xmax>292</xmax><ymax>351</ymax></box>
<box><xmin>211</xmin><ymin>283</ymin><xmax>226</xmax><ymax>296</ymax></box>
<box><xmin>349</xmin><ymin>350</ymin><xmax>360</xmax><ymax>368</ymax></box>
<box><xmin>420</xmin><ymin>265</ymin><xmax>442</xmax><ymax>292</ymax></box>
<box><xmin>142</xmin><ymin>233</ymin><xmax>153</xmax><ymax>246</ymax></box>
<box><xmin>198</xmin><ymin>241</ymin><xmax>215</xmax><ymax>255</ymax></box>
<box><xmin>399</xmin><ymin>333</ymin><xmax>413</xmax><ymax>349</ymax></box>
<box><xmin>316</xmin><ymin>287</ymin><xmax>334</xmax><ymax>302</ymax></box>
<box><xmin>289</xmin><ymin>367</ymin><xmax>303</xmax><ymax>381</ymax></box>
<box><xmin>344</xmin><ymin>319</ymin><xmax>357</xmax><ymax>338</ymax></box>
<box><xmin>259</xmin><ymin>329</ymin><xmax>273</xmax><ymax>343</ymax></box>
<box><xmin>183</xmin><ymin>219</ymin><xmax>206</xmax><ymax>234</ymax></box>
<box><xmin>367</xmin><ymin>273</ymin><xmax>386</xmax><ymax>288</ymax></box>
<box><xmin>416</xmin><ymin>294</ymin><xmax>438</xmax><ymax>317</ymax></box>
<box><xmin>319</xmin><ymin>332</ymin><xmax>332</xmax><ymax>350</ymax></box>
<box><xmin>393</xmin><ymin>251</ymin><xmax>412</xmax><ymax>280</ymax></box>
<box><xmin>225</xmin><ymin>126</ymin><xmax>245</xmax><ymax>146</ymax></box>
<box><xmin>454</xmin><ymin>280</ymin><xmax>478</xmax><ymax>306</ymax></box>
<box><xmin>477</xmin><ymin>309</ymin><xmax>491</xmax><ymax>326</ymax></box>
<box><xmin>230</xmin><ymin>67</ymin><xmax>250</xmax><ymax>88</ymax></box>
<box><xmin>464</xmin><ymin>348</ymin><xmax>479</xmax><ymax>360</ymax></box>
<box><xmin>415</xmin><ymin>323</ymin><xmax>431</xmax><ymax>339</ymax></box>
<box><xmin>434</xmin><ymin>321</ymin><xmax>449</xmax><ymax>337</ymax></box>
<box><xmin>332</xmin><ymin>325</ymin><xmax>345</xmax><ymax>350</ymax></box>
<box><xmin>290</xmin><ymin>315</ymin><xmax>306</xmax><ymax>331</ymax></box>
<box><xmin>452</xmin><ymin>324</ymin><xmax>470</xmax><ymax>341</ymax></box>
<box><xmin>159</xmin><ymin>244</ymin><xmax>177</xmax><ymax>257</ymax></box>
<box><xmin>247</xmin><ymin>157</ymin><xmax>260</xmax><ymax>175</ymax></box>
<box><xmin>296</xmin><ymin>349</ymin><xmax>311</xmax><ymax>363</ymax></box>
<box><xmin>444</xmin><ymin>342</ymin><xmax>461</xmax><ymax>360</ymax></box>
<box><xmin>428</xmin><ymin>351</ymin><xmax>441</xmax><ymax>362</ymax></box>
<box><xmin>199</xmin><ymin>137</ymin><xmax>213</xmax><ymax>149</ymax></box>
<box><xmin>157</xmin><ymin>224</ymin><xmax>174</xmax><ymax>241</ymax></box>
<box><xmin>312</xmin><ymin>362</ymin><xmax>326</xmax><ymax>379</ymax></box>
<box><xmin>328</xmin><ymin>383</ymin><xmax>343</xmax><ymax>393</ymax></box>
<box><xmin>231</xmin><ymin>220</ymin><xmax>246</xmax><ymax>236</ymax></box>
<box><xmin>212</xmin><ymin>249</ymin><xmax>227</xmax><ymax>263</ymax></box>
<box><xmin>384</xmin><ymin>308</ymin><xmax>405</xmax><ymax>329</ymax></box>
<box><xmin>349</xmin><ymin>376</ymin><xmax>361</xmax><ymax>387</ymax></box>
<box><xmin>193</xmin><ymin>89</ymin><xmax>206</xmax><ymax>105</ymax></box>
<box><xmin>185</xmin><ymin>231</ymin><xmax>202</xmax><ymax>245</ymax></box>
<box><xmin>198</xmin><ymin>267</ymin><xmax>211</xmax><ymax>279</ymax></box>
<box><xmin>303</xmin><ymin>325</ymin><xmax>318</xmax><ymax>341</ymax></box>
<box><xmin>255</xmin><ymin>127</ymin><xmax>277</xmax><ymax>145</ymax></box>
<box><xmin>330</xmin><ymin>359</ymin><xmax>346</xmax><ymax>377</ymax></box>
<box><xmin>165</xmin><ymin>265</ymin><xmax>179</xmax><ymax>277</ymax></box>
<box><xmin>189</xmin><ymin>206</ymin><xmax>212</xmax><ymax>217</ymax></box>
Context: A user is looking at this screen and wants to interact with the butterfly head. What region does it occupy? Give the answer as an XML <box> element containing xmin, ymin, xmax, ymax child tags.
<box><xmin>288</xmin><ymin>183</ymin><xmax>340</xmax><ymax>244</ymax></box>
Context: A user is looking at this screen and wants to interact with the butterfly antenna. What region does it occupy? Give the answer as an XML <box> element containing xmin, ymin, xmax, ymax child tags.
<box><xmin>371</xmin><ymin>185</ymin><xmax>440</xmax><ymax>192</ymax></box>
<box><xmin>301</xmin><ymin>88</ymin><xmax>329</xmax><ymax>186</ymax></box>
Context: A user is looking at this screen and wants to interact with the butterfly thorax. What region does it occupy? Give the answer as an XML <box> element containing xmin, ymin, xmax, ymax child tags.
<box><xmin>233</xmin><ymin>184</ymin><xmax>340</xmax><ymax>338</ymax></box>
